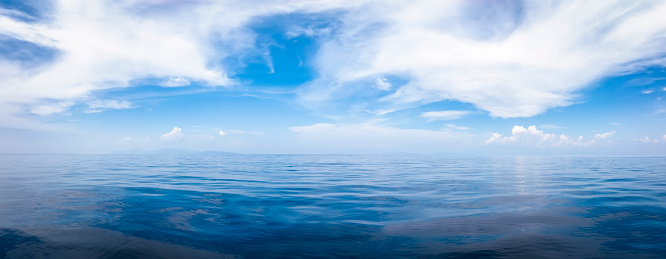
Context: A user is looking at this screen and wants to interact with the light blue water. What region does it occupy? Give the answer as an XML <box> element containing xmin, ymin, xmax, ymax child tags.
<box><xmin>0</xmin><ymin>154</ymin><xmax>665</xmax><ymax>258</ymax></box>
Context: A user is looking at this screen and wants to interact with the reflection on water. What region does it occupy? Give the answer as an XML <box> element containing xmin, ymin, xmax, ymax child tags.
<box><xmin>0</xmin><ymin>227</ymin><xmax>235</xmax><ymax>259</ymax></box>
<box><xmin>0</xmin><ymin>154</ymin><xmax>665</xmax><ymax>258</ymax></box>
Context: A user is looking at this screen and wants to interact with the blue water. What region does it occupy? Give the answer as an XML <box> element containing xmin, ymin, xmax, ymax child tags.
<box><xmin>0</xmin><ymin>154</ymin><xmax>665</xmax><ymax>258</ymax></box>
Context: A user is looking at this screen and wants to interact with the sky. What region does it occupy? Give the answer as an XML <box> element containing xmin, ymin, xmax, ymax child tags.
<box><xmin>1</xmin><ymin>0</ymin><xmax>666</xmax><ymax>155</ymax></box>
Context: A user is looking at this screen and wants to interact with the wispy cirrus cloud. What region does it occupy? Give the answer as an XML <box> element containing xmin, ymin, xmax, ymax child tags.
<box><xmin>85</xmin><ymin>99</ymin><xmax>132</xmax><ymax>113</ymax></box>
<box><xmin>421</xmin><ymin>110</ymin><xmax>472</xmax><ymax>121</ymax></box>
<box><xmin>300</xmin><ymin>0</ymin><xmax>666</xmax><ymax>118</ymax></box>
<box><xmin>29</xmin><ymin>101</ymin><xmax>74</xmax><ymax>116</ymax></box>
<box><xmin>3</xmin><ymin>0</ymin><xmax>666</xmax><ymax>133</ymax></box>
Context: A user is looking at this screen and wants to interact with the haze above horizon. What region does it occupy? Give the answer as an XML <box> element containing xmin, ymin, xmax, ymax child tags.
<box><xmin>2</xmin><ymin>0</ymin><xmax>666</xmax><ymax>155</ymax></box>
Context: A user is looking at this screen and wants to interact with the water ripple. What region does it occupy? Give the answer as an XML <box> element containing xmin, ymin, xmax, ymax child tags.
<box><xmin>0</xmin><ymin>154</ymin><xmax>665</xmax><ymax>258</ymax></box>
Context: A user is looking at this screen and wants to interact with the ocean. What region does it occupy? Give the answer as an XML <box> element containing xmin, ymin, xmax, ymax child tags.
<box><xmin>0</xmin><ymin>154</ymin><xmax>664</xmax><ymax>258</ymax></box>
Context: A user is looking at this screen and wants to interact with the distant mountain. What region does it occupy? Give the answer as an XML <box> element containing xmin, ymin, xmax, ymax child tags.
<box><xmin>151</xmin><ymin>148</ymin><xmax>198</xmax><ymax>154</ymax></box>
<box><xmin>110</xmin><ymin>149</ymin><xmax>238</xmax><ymax>155</ymax></box>
<box><xmin>198</xmin><ymin>151</ymin><xmax>240</xmax><ymax>155</ymax></box>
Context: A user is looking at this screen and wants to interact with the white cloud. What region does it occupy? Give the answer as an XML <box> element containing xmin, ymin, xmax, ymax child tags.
<box><xmin>30</xmin><ymin>101</ymin><xmax>74</xmax><ymax>116</ymax></box>
<box><xmin>219</xmin><ymin>130</ymin><xmax>227</xmax><ymax>136</ymax></box>
<box><xmin>485</xmin><ymin>125</ymin><xmax>614</xmax><ymax>147</ymax></box>
<box><xmin>87</xmin><ymin>99</ymin><xmax>132</xmax><ymax>109</ymax></box>
<box><xmin>641</xmin><ymin>89</ymin><xmax>655</xmax><ymax>94</ymax></box>
<box><xmin>4</xmin><ymin>1</ymin><xmax>666</xmax><ymax>131</ymax></box>
<box><xmin>444</xmin><ymin>124</ymin><xmax>470</xmax><ymax>131</ymax></box>
<box><xmin>160</xmin><ymin>126</ymin><xmax>183</xmax><ymax>141</ymax></box>
<box><xmin>83</xmin><ymin>99</ymin><xmax>132</xmax><ymax>113</ymax></box>
<box><xmin>301</xmin><ymin>0</ymin><xmax>666</xmax><ymax>118</ymax></box>
<box><xmin>374</xmin><ymin>76</ymin><xmax>392</xmax><ymax>91</ymax></box>
<box><xmin>594</xmin><ymin>131</ymin><xmax>616</xmax><ymax>144</ymax></box>
<box><xmin>421</xmin><ymin>110</ymin><xmax>472</xmax><ymax>121</ymax></box>
<box><xmin>160</xmin><ymin>77</ymin><xmax>191</xmax><ymax>87</ymax></box>
<box><xmin>0</xmin><ymin>0</ymin><xmax>369</xmax><ymax>129</ymax></box>
<box><xmin>374</xmin><ymin>109</ymin><xmax>398</xmax><ymax>116</ymax></box>
<box><xmin>28</xmin><ymin>98</ymin><xmax>131</xmax><ymax>115</ymax></box>
<box><xmin>636</xmin><ymin>136</ymin><xmax>659</xmax><ymax>143</ymax></box>
<box><xmin>663</xmin><ymin>134</ymin><xmax>666</xmax><ymax>141</ymax></box>
<box><xmin>594</xmin><ymin>131</ymin><xmax>615</xmax><ymax>140</ymax></box>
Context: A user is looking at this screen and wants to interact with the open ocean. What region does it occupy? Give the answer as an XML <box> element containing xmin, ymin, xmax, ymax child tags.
<box><xmin>0</xmin><ymin>154</ymin><xmax>665</xmax><ymax>258</ymax></box>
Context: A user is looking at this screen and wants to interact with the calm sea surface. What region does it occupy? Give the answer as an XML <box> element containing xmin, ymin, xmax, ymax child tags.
<box><xmin>0</xmin><ymin>154</ymin><xmax>665</xmax><ymax>258</ymax></box>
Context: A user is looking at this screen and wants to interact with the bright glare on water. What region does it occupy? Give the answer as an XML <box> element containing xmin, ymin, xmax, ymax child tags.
<box><xmin>0</xmin><ymin>154</ymin><xmax>665</xmax><ymax>258</ymax></box>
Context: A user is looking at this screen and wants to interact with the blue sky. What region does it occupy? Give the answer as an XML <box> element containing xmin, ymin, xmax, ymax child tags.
<box><xmin>1</xmin><ymin>0</ymin><xmax>666</xmax><ymax>154</ymax></box>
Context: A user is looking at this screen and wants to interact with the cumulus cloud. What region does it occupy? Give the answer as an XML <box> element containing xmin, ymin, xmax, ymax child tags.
<box><xmin>485</xmin><ymin>125</ymin><xmax>615</xmax><ymax>147</ymax></box>
<box><xmin>160</xmin><ymin>126</ymin><xmax>183</xmax><ymax>141</ymax></box>
<box><xmin>219</xmin><ymin>130</ymin><xmax>227</xmax><ymax>136</ymax></box>
<box><xmin>594</xmin><ymin>131</ymin><xmax>615</xmax><ymax>140</ymax></box>
<box><xmin>374</xmin><ymin>76</ymin><xmax>392</xmax><ymax>91</ymax></box>
<box><xmin>421</xmin><ymin>110</ymin><xmax>472</xmax><ymax>121</ymax></box>
<box><xmin>301</xmin><ymin>0</ymin><xmax>666</xmax><ymax>118</ymax></box>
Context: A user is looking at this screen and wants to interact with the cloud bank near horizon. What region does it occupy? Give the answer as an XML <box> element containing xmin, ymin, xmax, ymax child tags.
<box><xmin>289</xmin><ymin>121</ymin><xmax>474</xmax><ymax>153</ymax></box>
<box><xmin>486</xmin><ymin>125</ymin><xmax>615</xmax><ymax>147</ymax></box>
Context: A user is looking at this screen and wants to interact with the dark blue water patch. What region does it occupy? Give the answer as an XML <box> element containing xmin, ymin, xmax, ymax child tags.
<box><xmin>584</xmin><ymin>195</ymin><xmax>657</xmax><ymax>204</ymax></box>
<box><xmin>0</xmin><ymin>229</ymin><xmax>43</xmax><ymax>258</ymax></box>
<box><xmin>0</xmin><ymin>227</ymin><xmax>234</xmax><ymax>258</ymax></box>
<box><xmin>0</xmin><ymin>155</ymin><xmax>665</xmax><ymax>257</ymax></box>
<box><xmin>602</xmin><ymin>177</ymin><xmax>640</xmax><ymax>182</ymax></box>
<box><xmin>581</xmin><ymin>205</ymin><xmax>666</xmax><ymax>255</ymax></box>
